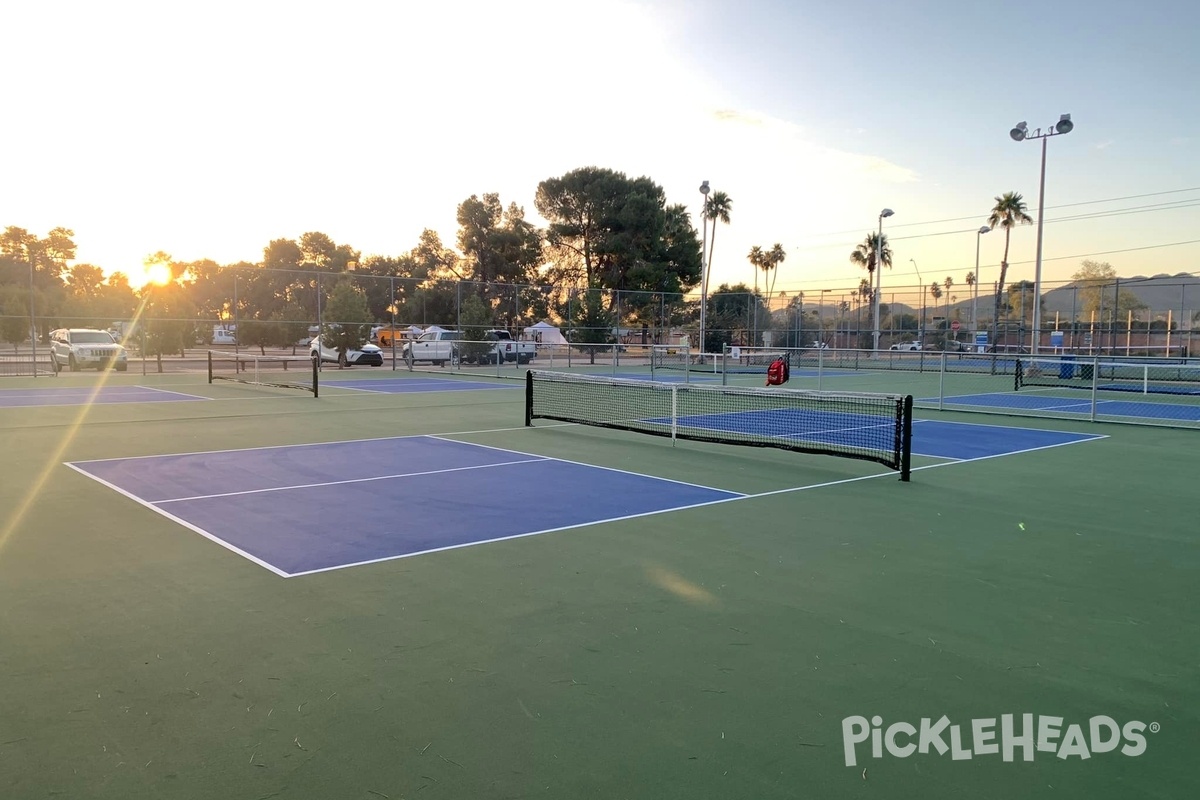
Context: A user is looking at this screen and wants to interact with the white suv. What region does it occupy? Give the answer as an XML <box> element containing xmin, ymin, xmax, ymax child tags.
<box><xmin>50</xmin><ymin>328</ymin><xmax>129</xmax><ymax>372</ymax></box>
<box><xmin>889</xmin><ymin>341</ymin><xmax>921</xmax><ymax>351</ymax></box>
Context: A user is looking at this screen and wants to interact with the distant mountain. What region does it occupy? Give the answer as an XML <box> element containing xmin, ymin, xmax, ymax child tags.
<box><xmin>1041</xmin><ymin>273</ymin><xmax>1200</xmax><ymax>315</ymax></box>
<box><xmin>797</xmin><ymin>273</ymin><xmax>1200</xmax><ymax>322</ymax></box>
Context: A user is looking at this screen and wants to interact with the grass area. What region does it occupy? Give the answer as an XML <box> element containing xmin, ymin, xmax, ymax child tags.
<box><xmin>0</xmin><ymin>369</ymin><xmax>1197</xmax><ymax>799</ymax></box>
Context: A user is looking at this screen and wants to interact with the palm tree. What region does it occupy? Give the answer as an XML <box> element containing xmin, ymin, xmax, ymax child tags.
<box><xmin>849</xmin><ymin>232</ymin><xmax>892</xmax><ymax>285</ymax></box>
<box><xmin>929</xmin><ymin>282</ymin><xmax>943</xmax><ymax>339</ymax></box>
<box><xmin>765</xmin><ymin>243</ymin><xmax>786</xmax><ymax>307</ymax></box>
<box><xmin>747</xmin><ymin>245</ymin><xmax>763</xmax><ymax>297</ymax></box>
<box><xmin>850</xmin><ymin>232</ymin><xmax>891</xmax><ymax>348</ymax></box>
<box><xmin>988</xmin><ymin>192</ymin><xmax>1033</xmax><ymax>343</ymax></box>
<box><xmin>943</xmin><ymin>277</ymin><xmax>954</xmax><ymax>325</ymax></box>
<box><xmin>703</xmin><ymin>190</ymin><xmax>733</xmax><ymax>283</ymax></box>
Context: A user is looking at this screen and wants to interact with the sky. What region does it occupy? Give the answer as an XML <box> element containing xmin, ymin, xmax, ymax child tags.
<box><xmin>3</xmin><ymin>0</ymin><xmax>1199</xmax><ymax>301</ymax></box>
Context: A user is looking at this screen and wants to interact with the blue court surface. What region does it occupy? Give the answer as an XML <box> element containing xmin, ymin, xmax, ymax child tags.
<box><xmin>324</xmin><ymin>377</ymin><xmax>518</xmax><ymax>394</ymax></box>
<box><xmin>67</xmin><ymin>437</ymin><xmax>742</xmax><ymax>576</ymax></box>
<box><xmin>664</xmin><ymin>408</ymin><xmax>1102</xmax><ymax>460</ymax></box>
<box><xmin>935</xmin><ymin>391</ymin><xmax>1200</xmax><ymax>422</ymax></box>
<box><xmin>0</xmin><ymin>385</ymin><xmax>207</xmax><ymax>408</ymax></box>
<box><xmin>66</xmin><ymin>417</ymin><xmax>1102</xmax><ymax>576</ymax></box>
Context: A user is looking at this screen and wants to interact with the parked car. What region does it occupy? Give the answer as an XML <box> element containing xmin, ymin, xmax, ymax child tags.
<box><xmin>401</xmin><ymin>330</ymin><xmax>463</xmax><ymax>365</ymax></box>
<box><xmin>889</xmin><ymin>341</ymin><xmax>921</xmax><ymax>351</ymax></box>
<box><xmin>50</xmin><ymin>328</ymin><xmax>128</xmax><ymax>372</ymax></box>
<box><xmin>309</xmin><ymin>336</ymin><xmax>384</xmax><ymax>367</ymax></box>
<box><xmin>211</xmin><ymin>329</ymin><xmax>237</xmax><ymax>346</ymax></box>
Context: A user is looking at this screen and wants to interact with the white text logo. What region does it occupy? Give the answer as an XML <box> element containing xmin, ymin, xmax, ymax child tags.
<box><xmin>841</xmin><ymin>715</ymin><xmax>1158</xmax><ymax>767</ymax></box>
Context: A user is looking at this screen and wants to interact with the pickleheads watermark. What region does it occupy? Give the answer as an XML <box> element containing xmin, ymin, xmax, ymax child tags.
<box><xmin>842</xmin><ymin>714</ymin><xmax>1159</xmax><ymax>767</ymax></box>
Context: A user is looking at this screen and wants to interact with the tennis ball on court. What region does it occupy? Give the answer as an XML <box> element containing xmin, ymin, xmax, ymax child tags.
<box><xmin>1018</xmin><ymin>522</ymin><xmax>1026</xmax><ymax>531</ymax></box>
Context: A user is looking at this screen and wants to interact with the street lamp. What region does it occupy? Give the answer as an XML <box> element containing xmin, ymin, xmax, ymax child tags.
<box><xmin>873</xmin><ymin>208</ymin><xmax>894</xmax><ymax>353</ymax></box>
<box><xmin>1010</xmin><ymin>114</ymin><xmax>1073</xmax><ymax>354</ymax></box>
<box><xmin>909</xmin><ymin>258</ymin><xmax>923</xmax><ymax>345</ymax></box>
<box><xmin>973</xmin><ymin>225</ymin><xmax>990</xmax><ymax>337</ymax></box>
<box><xmin>697</xmin><ymin>180</ymin><xmax>711</xmax><ymax>356</ymax></box>
<box><xmin>25</xmin><ymin>244</ymin><xmax>38</xmax><ymax>377</ymax></box>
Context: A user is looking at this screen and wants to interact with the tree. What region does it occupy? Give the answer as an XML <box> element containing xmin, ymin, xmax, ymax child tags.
<box><xmin>849</xmin><ymin>233</ymin><xmax>892</xmax><ymax>287</ymax></box>
<box><xmin>764</xmin><ymin>244</ymin><xmax>786</xmax><ymax>309</ymax></box>
<box><xmin>0</xmin><ymin>286</ymin><xmax>30</xmax><ymax>350</ymax></box>
<box><xmin>1071</xmin><ymin>260</ymin><xmax>1123</xmax><ymax>317</ymax></box>
<box><xmin>321</xmin><ymin>281</ymin><xmax>372</xmax><ymax>367</ymax></box>
<box><xmin>987</xmin><ymin>192</ymin><xmax>1033</xmax><ymax>343</ymax></box>
<box><xmin>456</xmin><ymin>194</ymin><xmax>543</xmax><ymax>288</ymax></box>
<box><xmin>1006</xmin><ymin>281</ymin><xmax>1039</xmax><ymax>325</ymax></box>
<box><xmin>569</xmin><ymin>288</ymin><xmax>614</xmax><ymax>364</ymax></box>
<box><xmin>140</xmin><ymin>281</ymin><xmax>196</xmax><ymax>366</ymax></box>
<box><xmin>456</xmin><ymin>293</ymin><xmax>495</xmax><ymax>364</ymax></box>
<box><xmin>703</xmin><ymin>190</ymin><xmax>733</xmax><ymax>290</ymax></box>
<box><xmin>747</xmin><ymin>246</ymin><xmax>764</xmax><ymax>297</ymax></box>
<box><xmin>535</xmin><ymin>167</ymin><xmax>702</xmax><ymax>296</ymax></box>
<box><xmin>943</xmin><ymin>276</ymin><xmax>954</xmax><ymax>321</ymax></box>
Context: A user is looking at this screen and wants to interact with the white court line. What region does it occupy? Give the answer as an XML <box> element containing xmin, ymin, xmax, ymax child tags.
<box><xmin>67</xmin><ymin>422</ymin><xmax>577</xmax><ymax>465</ymax></box>
<box><xmin>907</xmin><ymin>416</ymin><xmax>1109</xmax><ymax>439</ymax></box>
<box><xmin>292</xmin><ymin>428</ymin><xmax>1108</xmax><ymax>578</ymax></box>
<box><xmin>63</xmin><ymin>415</ymin><xmax>1109</xmax><ymax>578</ymax></box>
<box><xmin>425</xmin><ymin>434</ymin><xmax>749</xmax><ymax>498</ymax></box>
<box><xmin>152</xmin><ymin>458</ymin><xmax>550</xmax><ymax>504</ymax></box>
<box><xmin>63</xmin><ymin>462</ymin><xmax>290</xmax><ymax>578</ymax></box>
<box><xmin>133</xmin><ymin>385</ymin><xmax>212</xmax><ymax>401</ymax></box>
<box><xmin>285</xmin><ymin>491</ymin><xmax>747</xmax><ymax>578</ymax></box>
<box><xmin>744</xmin><ymin>434</ymin><xmax>1109</xmax><ymax>500</ymax></box>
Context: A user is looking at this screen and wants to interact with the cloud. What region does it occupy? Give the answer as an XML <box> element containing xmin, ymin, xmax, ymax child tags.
<box><xmin>1095</xmin><ymin>140</ymin><xmax>1115</xmax><ymax>150</ymax></box>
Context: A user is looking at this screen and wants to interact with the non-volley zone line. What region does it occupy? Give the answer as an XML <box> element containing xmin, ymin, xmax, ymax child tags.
<box><xmin>0</xmin><ymin>385</ymin><xmax>209</xmax><ymax>408</ymax></box>
<box><xmin>322</xmin><ymin>377</ymin><xmax>520</xmax><ymax>394</ymax></box>
<box><xmin>66</xmin><ymin>435</ymin><xmax>744</xmax><ymax>576</ymax></box>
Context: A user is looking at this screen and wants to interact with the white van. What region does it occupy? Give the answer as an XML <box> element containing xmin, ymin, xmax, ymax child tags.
<box><xmin>211</xmin><ymin>330</ymin><xmax>237</xmax><ymax>346</ymax></box>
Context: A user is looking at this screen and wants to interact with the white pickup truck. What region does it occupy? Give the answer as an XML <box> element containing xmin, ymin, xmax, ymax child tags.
<box><xmin>401</xmin><ymin>329</ymin><xmax>537</xmax><ymax>366</ymax></box>
<box><xmin>402</xmin><ymin>330</ymin><xmax>462</xmax><ymax>365</ymax></box>
<box><xmin>478</xmin><ymin>330</ymin><xmax>537</xmax><ymax>365</ymax></box>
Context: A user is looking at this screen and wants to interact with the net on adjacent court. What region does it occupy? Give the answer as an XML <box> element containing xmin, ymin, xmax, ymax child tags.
<box><xmin>1016</xmin><ymin>357</ymin><xmax>1200</xmax><ymax>396</ymax></box>
<box><xmin>525</xmin><ymin>370</ymin><xmax>913</xmax><ymax>480</ymax></box>
<box><xmin>208</xmin><ymin>351</ymin><xmax>318</xmax><ymax>397</ymax></box>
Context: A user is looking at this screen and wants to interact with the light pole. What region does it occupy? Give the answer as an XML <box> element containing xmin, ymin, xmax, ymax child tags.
<box><xmin>908</xmin><ymin>258</ymin><xmax>924</xmax><ymax>346</ymax></box>
<box><xmin>873</xmin><ymin>208</ymin><xmax>894</xmax><ymax>353</ymax></box>
<box><xmin>1011</xmin><ymin>114</ymin><xmax>1073</xmax><ymax>354</ymax></box>
<box><xmin>973</xmin><ymin>225</ymin><xmax>990</xmax><ymax>338</ymax></box>
<box><xmin>697</xmin><ymin>180</ymin><xmax>710</xmax><ymax>356</ymax></box>
<box><xmin>26</xmin><ymin>244</ymin><xmax>38</xmax><ymax>376</ymax></box>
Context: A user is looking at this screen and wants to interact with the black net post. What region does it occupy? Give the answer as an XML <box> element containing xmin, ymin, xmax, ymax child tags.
<box><xmin>312</xmin><ymin>354</ymin><xmax>319</xmax><ymax>398</ymax></box>
<box><xmin>207</xmin><ymin>350</ymin><xmax>213</xmax><ymax>384</ymax></box>
<box><xmin>524</xmin><ymin>370</ymin><xmax>533</xmax><ymax>426</ymax></box>
<box><xmin>899</xmin><ymin>395</ymin><xmax>913</xmax><ymax>482</ymax></box>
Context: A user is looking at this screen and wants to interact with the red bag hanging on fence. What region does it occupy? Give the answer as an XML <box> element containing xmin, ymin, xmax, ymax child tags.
<box><xmin>765</xmin><ymin>357</ymin><xmax>789</xmax><ymax>386</ymax></box>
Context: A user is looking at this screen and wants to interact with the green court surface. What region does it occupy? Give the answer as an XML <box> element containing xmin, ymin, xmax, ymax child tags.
<box><xmin>0</xmin><ymin>369</ymin><xmax>1196</xmax><ymax>799</ymax></box>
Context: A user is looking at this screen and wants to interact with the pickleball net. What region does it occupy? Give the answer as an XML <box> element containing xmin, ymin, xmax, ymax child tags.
<box><xmin>1016</xmin><ymin>356</ymin><xmax>1200</xmax><ymax>396</ymax></box>
<box><xmin>525</xmin><ymin>370</ymin><xmax>913</xmax><ymax>480</ymax></box>
<box><xmin>207</xmin><ymin>350</ymin><xmax>319</xmax><ymax>397</ymax></box>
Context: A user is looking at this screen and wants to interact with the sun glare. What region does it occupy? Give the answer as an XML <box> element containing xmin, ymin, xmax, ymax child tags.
<box><xmin>144</xmin><ymin>262</ymin><xmax>172</xmax><ymax>287</ymax></box>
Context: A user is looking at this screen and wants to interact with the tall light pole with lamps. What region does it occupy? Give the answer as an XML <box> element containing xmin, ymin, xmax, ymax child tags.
<box><xmin>1010</xmin><ymin>114</ymin><xmax>1073</xmax><ymax>354</ymax></box>
<box><xmin>972</xmin><ymin>225</ymin><xmax>990</xmax><ymax>337</ymax></box>
<box><xmin>25</xmin><ymin>244</ymin><xmax>38</xmax><ymax>376</ymax></box>
<box><xmin>908</xmin><ymin>258</ymin><xmax>923</xmax><ymax>345</ymax></box>
<box><xmin>872</xmin><ymin>208</ymin><xmax>894</xmax><ymax>353</ymax></box>
<box><xmin>697</xmin><ymin>180</ymin><xmax>710</xmax><ymax>356</ymax></box>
